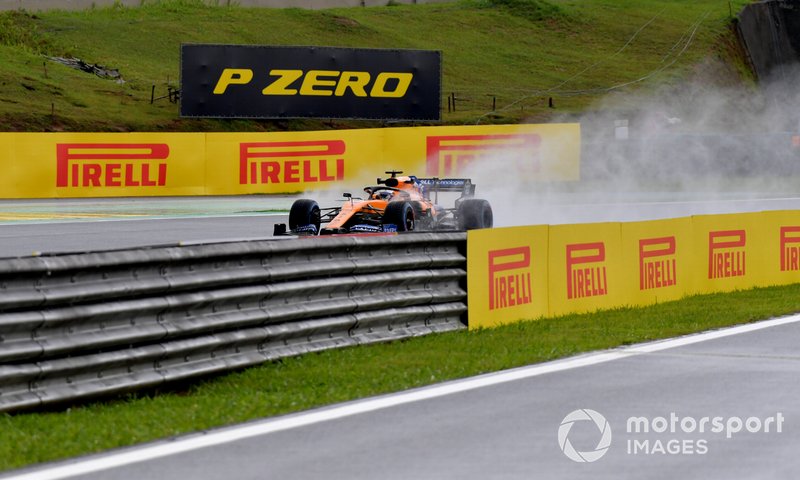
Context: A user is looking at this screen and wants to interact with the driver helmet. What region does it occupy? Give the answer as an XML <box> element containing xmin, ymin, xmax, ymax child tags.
<box><xmin>373</xmin><ymin>190</ymin><xmax>394</xmax><ymax>201</ymax></box>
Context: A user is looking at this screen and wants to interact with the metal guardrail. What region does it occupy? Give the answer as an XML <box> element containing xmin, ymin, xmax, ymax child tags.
<box><xmin>0</xmin><ymin>233</ymin><xmax>467</xmax><ymax>412</ymax></box>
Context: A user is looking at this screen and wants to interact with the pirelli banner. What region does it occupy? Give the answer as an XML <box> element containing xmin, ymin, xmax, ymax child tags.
<box><xmin>180</xmin><ymin>44</ymin><xmax>441</xmax><ymax>121</ymax></box>
<box><xmin>0</xmin><ymin>124</ymin><xmax>579</xmax><ymax>198</ymax></box>
<box><xmin>468</xmin><ymin>211</ymin><xmax>800</xmax><ymax>329</ymax></box>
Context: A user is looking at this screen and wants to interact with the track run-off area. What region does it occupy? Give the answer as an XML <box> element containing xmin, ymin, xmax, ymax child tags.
<box><xmin>4</xmin><ymin>314</ymin><xmax>800</xmax><ymax>479</ymax></box>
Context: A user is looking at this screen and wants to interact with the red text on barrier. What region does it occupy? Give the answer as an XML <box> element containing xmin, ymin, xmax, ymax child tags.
<box><xmin>488</xmin><ymin>246</ymin><xmax>532</xmax><ymax>310</ymax></box>
<box><xmin>639</xmin><ymin>236</ymin><xmax>677</xmax><ymax>290</ymax></box>
<box><xmin>239</xmin><ymin>140</ymin><xmax>345</xmax><ymax>185</ymax></box>
<box><xmin>566</xmin><ymin>242</ymin><xmax>607</xmax><ymax>299</ymax></box>
<box><xmin>56</xmin><ymin>143</ymin><xmax>168</xmax><ymax>187</ymax></box>
<box><xmin>708</xmin><ymin>230</ymin><xmax>746</xmax><ymax>279</ymax></box>
<box><xmin>425</xmin><ymin>134</ymin><xmax>540</xmax><ymax>177</ymax></box>
<box><xmin>780</xmin><ymin>226</ymin><xmax>800</xmax><ymax>272</ymax></box>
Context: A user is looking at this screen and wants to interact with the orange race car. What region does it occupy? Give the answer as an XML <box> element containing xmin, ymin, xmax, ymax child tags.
<box><xmin>276</xmin><ymin>171</ymin><xmax>493</xmax><ymax>235</ymax></box>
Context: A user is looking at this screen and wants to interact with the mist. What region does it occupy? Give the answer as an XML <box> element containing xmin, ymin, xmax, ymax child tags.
<box><xmin>463</xmin><ymin>64</ymin><xmax>800</xmax><ymax>228</ymax></box>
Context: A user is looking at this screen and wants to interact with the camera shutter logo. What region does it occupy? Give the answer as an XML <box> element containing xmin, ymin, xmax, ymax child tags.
<box><xmin>558</xmin><ymin>409</ymin><xmax>612</xmax><ymax>463</ymax></box>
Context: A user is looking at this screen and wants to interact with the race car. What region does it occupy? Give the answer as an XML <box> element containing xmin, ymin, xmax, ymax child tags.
<box><xmin>277</xmin><ymin>170</ymin><xmax>493</xmax><ymax>235</ymax></box>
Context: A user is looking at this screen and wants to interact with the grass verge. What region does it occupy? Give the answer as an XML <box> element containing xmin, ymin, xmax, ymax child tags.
<box><xmin>0</xmin><ymin>0</ymin><xmax>753</xmax><ymax>131</ymax></box>
<box><xmin>3</xmin><ymin>282</ymin><xmax>800</xmax><ymax>472</ymax></box>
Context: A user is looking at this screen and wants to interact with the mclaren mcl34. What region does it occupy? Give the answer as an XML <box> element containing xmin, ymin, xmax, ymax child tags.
<box><xmin>277</xmin><ymin>171</ymin><xmax>493</xmax><ymax>235</ymax></box>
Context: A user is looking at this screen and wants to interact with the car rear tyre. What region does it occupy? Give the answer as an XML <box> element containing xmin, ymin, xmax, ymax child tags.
<box><xmin>458</xmin><ymin>198</ymin><xmax>493</xmax><ymax>230</ymax></box>
<box><xmin>289</xmin><ymin>199</ymin><xmax>321</xmax><ymax>234</ymax></box>
<box><xmin>382</xmin><ymin>201</ymin><xmax>415</xmax><ymax>232</ymax></box>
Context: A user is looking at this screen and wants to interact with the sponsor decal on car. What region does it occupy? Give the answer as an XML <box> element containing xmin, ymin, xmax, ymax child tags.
<box><xmin>416</xmin><ymin>178</ymin><xmax>469</xmax><ymax>187</ymax></box>
<box><xmin>294</xmin><ymin>224</ymin><xmax>318</xmax><ymax>235</ymax></box>
<box><xmin>349</xmin><ymin>224</ymin><xmax>384</xmax><ymax>233</ymax></box>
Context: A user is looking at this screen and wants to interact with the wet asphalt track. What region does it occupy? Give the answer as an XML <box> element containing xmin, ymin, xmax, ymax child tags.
<box><xmin>5</xmin><ymin>315</ymin><xmax>800</xmax><ymax>480</ymax></box>
<box><xmin>0</xmin><ymin>197</ymin><xmax>292</xmax><ymax>257</ymax></box>
<box><xmin>2</xmin><ymin>193</ymin><xmax>800</xmax><ymax>257</ymax></box>
<box><xmin>0</xmin><ymin>215</ymin><xmax>286</xmax><ymax>257</ymax></box>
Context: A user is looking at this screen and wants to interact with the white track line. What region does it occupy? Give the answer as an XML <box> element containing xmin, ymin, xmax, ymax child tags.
<box><xmin>6</xmin><ymin>313</ymin><xmax>800</xmax><ymax>480</ymax></box>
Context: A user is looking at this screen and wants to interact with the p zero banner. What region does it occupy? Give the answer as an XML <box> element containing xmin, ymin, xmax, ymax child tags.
<box><xmin>180</xmin><ymin>44</ymin><xmax>442</xmax><ymax>121</ymax></box>
<box><xmin>468</xmin><ymin>210</ymin><xmax>800</xmax><ymax>329</ymax></box>
<box><xmin>0</xmin><ymin>124</ymin><xmax>579</xmax><ymax>198</ymax></box>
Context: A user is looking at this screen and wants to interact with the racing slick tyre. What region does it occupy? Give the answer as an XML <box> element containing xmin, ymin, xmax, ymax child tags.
<box><xmin>382</xmin><ymin>201</ymin><xmax>415</xmax><ymax>232</ymax></box>
<box><xmin>457</xmin><ymin>198</ymin><xmax>493</xmax><ymax>230</ymax></box>
<box><xmin>289</xmin><ymin>199</ymin><xmax>321</xmax><ymax>235</ymax></box>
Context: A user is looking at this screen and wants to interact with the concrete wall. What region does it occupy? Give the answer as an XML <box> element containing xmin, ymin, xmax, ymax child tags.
<box><xmin>737</xmin><ymin>0</ymin><xmax>800</xmax><ymax>80</ymax></box>
<box><xmin>0</xmin><ymin>0</ymin><xmax>455</xmax><ymax>11</ymax></box>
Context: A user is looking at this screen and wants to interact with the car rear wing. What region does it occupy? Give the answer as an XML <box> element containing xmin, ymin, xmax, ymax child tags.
<box><xmin>415</xmin><ymin>177</ymin><xmax>475</xmax><ymax>194</ymax></box>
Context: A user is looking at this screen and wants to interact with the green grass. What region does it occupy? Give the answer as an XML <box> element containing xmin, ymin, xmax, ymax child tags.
<box><xmin>3</xmin><ymin>282</ymin><xmax>800</xmax><ymax>472</ymax></box>
<box><xmin>0</xmin><ymin>0</ymin><xmax>753</xmax><ymax>131</ymax></box>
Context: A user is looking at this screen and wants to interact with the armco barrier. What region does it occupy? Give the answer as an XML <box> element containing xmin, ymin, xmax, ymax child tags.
<box><xmin>0</xmin><ymin>233</ymin><xmax>467</xmax><ymax>412</ymax></box>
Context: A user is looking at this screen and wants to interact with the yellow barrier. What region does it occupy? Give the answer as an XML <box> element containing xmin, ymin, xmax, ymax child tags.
<box><xmin>690</xmin><ymin>212</ymin><xmax>760</xmax><ymax>294</ymax></box>
<box><xmin>548</xmin><ymin>222</ymin><xmax>624</xmax><ymax>316</ymax></box>
<box><xmin>467</xmin><ymin>225</ymin><xmax>549</xmax><ymax>328</ymax></box>
<box><xmin>760</xmin><ymin>211</ymin><xmax>800</xmax><ymax>287</ymax></box>
<box><xmin>467</xmin><ymin>210</ymin><xmax>800</xmax><ymax>329</ymax></box>
<box><xmin>0</xmin><ymin>124</ymin><xmax>580</xmax><ymax>198</ymax></box>
<box><xmin>386</xmin><ymin>123</ymin><xmax>581</xmax><ymax>182</ymax></box>
<box><xmin>621</xmin><ymin>217</ymin><xmax>693</xmax><ymax>306</ymax></box>
<box><xmin>1</xmin><ymin>133</ymin><xmax>207</xmax><ymax>198</ymax></box>
<box><xmin>204</xmin><ymin>130</ymin><xmax>383</xmax><ymax>195</ymax></box>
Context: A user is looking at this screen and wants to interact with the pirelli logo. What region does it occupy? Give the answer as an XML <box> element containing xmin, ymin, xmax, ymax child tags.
<box><xmin>239</xmin><ymin>140</ymin><xmax>345</xmax><ymax>185</ymax></box>
<box><xmin>56</xmin><ymin>143</ymin><xmax>168</xmax><ymax>188</ymax></box>
<box><xmin>566</xmin><ymin>242</ymin><xmax>607</xmax><ymax>300</ymax></box>
<box><xmin>708</xmin><ymin>230</ymin><xmax>746</xmax><ymax>279</ymax></box>
<box><xmin>639</xmin><ymin>236</ymin><xmax>677</xmax><ymax>290</ymax></box>
<box><xmin>780</xmin><ymin>226</ymin><xmax>800</xmax><ymax>272</ymax></box>
<box><xmin>425</xmin><ymin>134</ymin><xmax>541</xmax><ymax>176</ymax></box>
<box><xmin>488</xmin><ymin>246</ymin><xmax>533</xmax><ymax>311</ymax></box>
